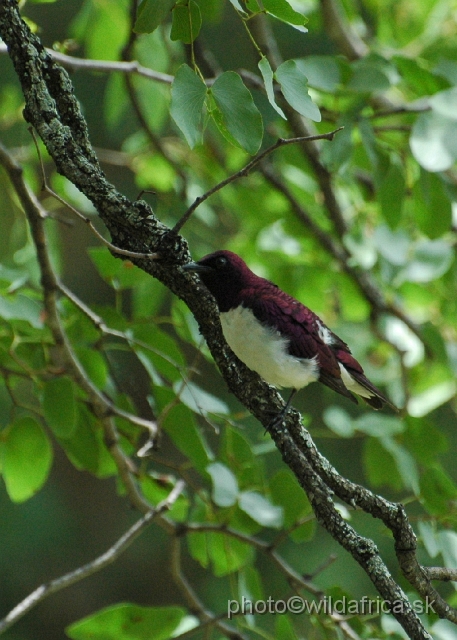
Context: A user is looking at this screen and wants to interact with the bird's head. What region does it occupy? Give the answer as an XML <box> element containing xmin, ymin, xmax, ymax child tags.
<box><xmin>183</xmin><ymin>250</ymin><xmax>254</xmax><ymax>311</ymax></box>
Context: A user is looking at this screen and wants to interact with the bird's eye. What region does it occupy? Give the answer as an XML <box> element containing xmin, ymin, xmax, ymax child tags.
<box><xmin>215</xmin><ymin>256</ymin><xmax>228</xmax><ymax>268</ymax></box>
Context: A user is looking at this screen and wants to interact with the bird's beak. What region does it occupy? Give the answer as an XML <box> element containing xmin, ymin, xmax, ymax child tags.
<box><xmin>182</xmin><ymin>261</ymin><xmax>212</xmax><ymax>274</ymax></box>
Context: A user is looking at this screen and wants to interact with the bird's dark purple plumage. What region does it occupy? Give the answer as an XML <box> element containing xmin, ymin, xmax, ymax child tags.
<box><xmin>184</xmin><ymin>250</ymin><xmax>396</xmax><ymax>411</ymax></box>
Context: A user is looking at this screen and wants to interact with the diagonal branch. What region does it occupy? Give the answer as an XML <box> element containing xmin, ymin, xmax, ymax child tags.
<box><xmin>0</xmin><ymin>481</ymin><xmax>185</xmax><ymax>636</ymax></box>
<box><xmin>171</xmin><ymin>128</ymin><xmax>344</xmax><ymax>234</ymax></box>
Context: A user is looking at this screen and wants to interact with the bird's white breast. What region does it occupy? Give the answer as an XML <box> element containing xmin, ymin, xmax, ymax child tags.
<box><xmin>220</xmin><ymin>306</ymin><xmax>319</xmax><ymax>389</ymax></box>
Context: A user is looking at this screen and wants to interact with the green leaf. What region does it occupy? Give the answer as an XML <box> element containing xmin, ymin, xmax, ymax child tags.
<box><xmin>239</xmin><ymin>566</ymin><xmax>264</xmax><ymax>602</ymax></box>
<box><xmin>76</xmin><ymin>347</ymin><xmax>108</xmax><ymax>389</ymax></box>
<box><xmin>43</xmin><ymin>376</ymin><xmax>78</xmax><ymax>438</ymax></box>
<box><xmin>207</xmin><ymin>462</ymin><xmax>239</xmax><ymax>507</ymax></box>
<box><xmin>269</xmin><ymin>471</ymin><xmax>314</xmax><ymax>540</ymax></box>
<box><xmin>220</xmin><ymin>427</ymin><xmax>261</xmax><ymax>487</ymax></box>
<box><xmin>261</xmin><ymin>0</ymin><xmax>308</xmax><ymax>31</ymax></box>
<box><xmin>373</xmin><ymin>225</ymin><xmax>410</xmax><ymax>266</ymax></box>
<box><xmin>347</xmin><ymin>62</ymin><xmax>391</xmax><ymax>93</ymax></box>
<box><xmin>187</xmin><ymin>530</ymin><xmax>209</xmax><ymax>567</ymax></box>
<box><xmin>161</xmin><ymin>400</ymin><xmax>212</xmax><ymax>472</ymax></box>
<box><xmin>404</xmin><ymin>418</ymin><xmax>448</xmax><ymax>466</ymax></box>
<box><xmin>295</xmin><ymin>56</ymin><xmax>341</xmax><ymax>92</ymax></box>
<box><xmin>380</xmin><ymin>436</ymin><xmax>419</xmax><ymax>494</ymax></box>
<box><xmin>394</xmin><ymin>56</ymin><xmax>448</xmax><ymax>96</ymax></box>
<box><xmin>363</xmin><ymin>436</ymin><xmax>402</xmax><ymax>491</ymax></box>
<box><xmin>208</xmin><ymin>530</ymin><xmax>254</xmax><ymax>576</ymax></box>
<box><xmin>258</xmin><ymin>57</ymin><xmax>286</xmax><ymax>119</ymax></box>
<box><xmin>377</xmin><ymin>154</ymin><xmax>405</xmax><ymax>228</ymax></box>
<box><xmin>416</xmin><ymin>170</ymin><xmax>452</xmax><ymax>238</ymax></box>
<box><xmin>0</xmin><ymin>293</ymin><xmax>43</xmax><ymax>328</ymax></box>
<box><xmin>88</xmin><ymin>247</ymin><xmax>150</xmax><ymax>289</ymax></box>
<box><xmin>438</xmin><ymin>531</ymin><xmax>457</xmax><ymax>570</ymax></box>
<box><xmin>396</xmin><ymin>239</ymin><xmax>453</xmax><ymax>285</ymax></box>
<box><xmin>420</xmin><ymin>466</ymin><xmax>457</xmax><ymax>515</ymax></box>
<box><xmin>133</xmin><ymin>323</ymin><xmax>186</xmax><ymax>383</ymax></box>
<box><xmin>429</xmin><ymin>86</ymin><xmax>457</xmax><ymax>120</ymax></box>
<box><xmin>354</xmin><ymin>414</ymin><xmax>404</xmax><ymax>438</ymax></box>
<box><xmin>170</xmin><ymin>1</ymin><xmax>201</xmax><ymax>43</ymax></box>
<box><xmin>227</xmin><ymin>0</ymin><xmax>246</xmax><ymax>12</ymax></box>
<box><xmin>275</xmin><ymin>60</ymin><xmax>321</xmax><ymax>122</ymax></box>
<box><xmin>134</xmin><ymin>0</ymin><xmax>176</xmax><ymax>34</ymax></box>
<box><xmin>418</xmin><ymin>520</ymin><xmax>441</xmax><ymax>558</ymax></box>
<box><xmin>59</xmin><ymin>406</ymin><xmax>102</xmax><ymax>475</ymax></box>
<box><xmin>321</xmin><ymin>118</ymin><xmax>353</xmax><ymax>170</ymax></box>
<box><xmin>175</xmin><ymin>381</ymin><xmax>230</xmax><ymax>415</ymax></box>
<box><xmin>238</xmin><ymin>491</ymin><xmax>283</xmax><ymax>528</ymax></box>
<box><xmin>140</xmin><ymin>476</ymin><xmax>189</xmax><ymax>521</ymax></box>
<box><xmin>66</xmin><ymin>604</ymin><xmax>186</xmax><ymax>640</ymax></box>
<box><xmin>276</xmin><ymin>615</ymin><xmax>299</xmax><ymax>640</ymax></box>
<box><xmin>410</xmin><ymin>110</ymin><xmax>457</xmax><ymax>172</ymax></box>
<box><xmin>2</xmin><ymin>416</ymin><xmax>53</xmax><ymax>502</ymax></box>
<box><xmin>323</xmin><ymin>406</ymin><xmax>354</xmax><ymax>437</ymax></box>
<box><xmin>210</xmin><ymin>71</ymin><xmax>263</xmax><ymax>154</ymax></box>
<box><xmin>407</xmin><ymin>381</ymin><xmax>456</xmax><ymax>417</ymax></box>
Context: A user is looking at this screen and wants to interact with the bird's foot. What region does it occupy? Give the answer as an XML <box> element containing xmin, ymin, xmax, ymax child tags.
<box><xmin>263</xmin><ymin>389</ymin><xmax>297</xmax><ymax>434</ymax></box>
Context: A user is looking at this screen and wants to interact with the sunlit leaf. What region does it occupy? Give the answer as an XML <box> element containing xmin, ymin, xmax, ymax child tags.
<box><xmin>258</xmin><ymin>57</ymin><xmax>286</xmax><ymax>119</ymax></box>
<box><xmin>396</xmin><ymin>239</ymin><xmax>453</xmax><ymax>284</ymax></box>
<box><xmin>323</xmin><ymin>406</ymin><xmax>354</xmax><ymax>437</ymax></box>
<box><xmin>262</xmin><ymin>0</ymin><xmax>308</xmax><ymax>31</ymax></box>
<box><xmin>66</xmin><ymin>604</ymin><xmax>186</xmax><ymax>640</ymax></box>
<box><xmin>0</xmin><ymin>293</ymin><xmax>42</xmax><ymax>328</ymax></box>
<box><xmin>238</xmin><ymin>491</ymin><xmax>283</xmax><ymax>528</ymax></box>
<box><xmin>176</xmin><ymin>381</ymin><xmax>229</xmax><ymax>415</ymax></box>
<box><xmin>207</xmin><ymin>462</ymin><xmax>238</xmax><ymax>507</ymax></box>
<box><xmin>355</xmin><ymin>414</ymin><xmax>404</xmax><ymax>437</ymax></box>
<box><xmin>438</xmin><ymin>531</ymin><xmax>457</xmax><ymax>570</ymax></box>
<box><xmin>275</xmin><ymin>60</ymin><xmax>321</xmax><ymax>122</ymax></box>
<box><xmin>410</xmin><ymin>111</ymin><xmax>457</xmax><ymax>172</ymax></box>
<box><xmin>418</xmin><ymin>520</ymin><xmax>441</xmax><ymax>558</ymax></box>
<box><xmin>408</xmin><ymin>381</ymin><xmax>456</xmax><ymax>417</ymax></box>
<box><xmin>3</xmin><ymin>416</ymin><xmax>53</xmax><ymax>502</ymax></box>
<box><xmin>208</xmin><ymin>530</ymin><xmax>254</xmax><ymax>576</ymax></box>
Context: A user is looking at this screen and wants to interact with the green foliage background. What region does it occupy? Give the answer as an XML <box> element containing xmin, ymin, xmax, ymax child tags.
<box><xmin>1</xmin><ymin>0</ymin><xmax>457</xmax><ymax>638</ymax></box>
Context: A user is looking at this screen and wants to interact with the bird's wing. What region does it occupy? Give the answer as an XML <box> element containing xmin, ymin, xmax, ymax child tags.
<box><xmin>243</xmin><ymin>287</ymin><xmax>357</xmax><ymax>403</ymax></box>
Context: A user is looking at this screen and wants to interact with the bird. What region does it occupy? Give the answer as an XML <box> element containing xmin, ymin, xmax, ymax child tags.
<box><xmin>183</xmin><ymin>250</ymin><xmax>397</xmax><ymax>415</ymax></box>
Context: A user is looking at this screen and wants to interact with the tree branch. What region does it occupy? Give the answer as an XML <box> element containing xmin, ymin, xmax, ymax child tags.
<box><xmin>0</xmin><ymin>481</ymin><xmax>185</xmax><ymax>636</ymax></box>
<box><xmin>172</xmin><ymin>128</ymin><xmax>344</xmax><ymax>234</ymax></box>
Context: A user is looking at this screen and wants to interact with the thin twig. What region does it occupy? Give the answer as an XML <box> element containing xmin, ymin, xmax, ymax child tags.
<box><xmin>171</xmin><ymin>128</ymin><xmax>344</xmax><ymax>234</ymax></box>
<box><xmin>0</xmin><ymin>141</ymin><xmax>159</xmax><ymax>450</ymax></box>
<box><xmin>30</xmin><ymin>128</ymin><xmax>160</xmax><ymax>261</ymax></box>
<box><xmin>0</xmin><ymin>481</ymin><xmax>185</xmax><ymax>636</ymax></box>
<box><xmin>170</xmin><ymin>536</ymin><xmax>248</xmax><ymax>640</ymax></box>
<box><xmin>0</xmin><ymin>42</ymin><xmax>174</xmax><ymax>84</ymax></box>
<box><xmin>425</xmin><ymin>568</ymin><xmax>457</xmax><ymax>582</ymax></box>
